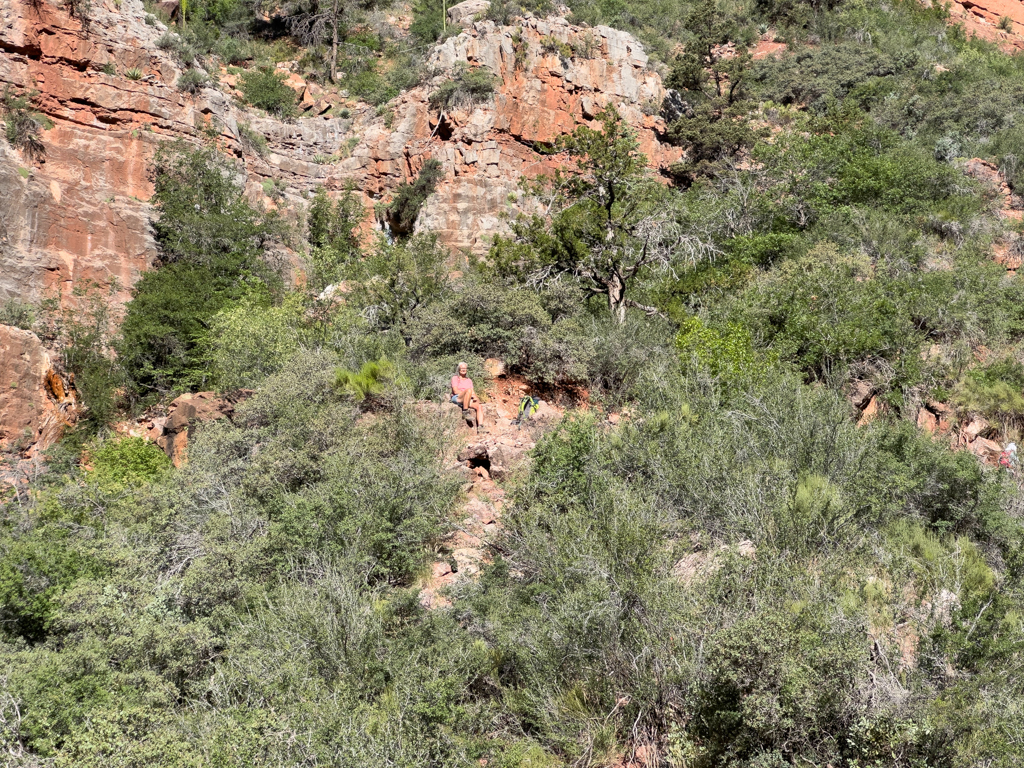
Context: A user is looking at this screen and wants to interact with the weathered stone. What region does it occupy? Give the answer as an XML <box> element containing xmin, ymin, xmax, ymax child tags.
<box><xmin>0</xmin><ymin>326</ymin><xmax>77</xmax><ymax>455</ymax></box>
<box><xmin>448</xmin><ymin>0</ymin><xmax>490</xmax><ymax>28</ymax></box>
<box><xmin>484</xmin><ymin>358</ymin><xmax>506</xmax><ymax>379</ymax></box>
<box><xmin>857</xmin><ymin>396</ymin><xmax>880</xmax><ymax>427</ymax></box>
<box><xmin>156</xmin><ymin>390</ymin><xmax>248</xmax><ymax>466</ymax></box>
<box><xmin>917</xmin><ymin>408</ymin><xmax>938</xmax><ymax>434</ymax></box>
<box><xmin>963</xmin><ymin>418</ymin><xmax>990</xmax><ymax>440</ymax></box>
<box><xmin>847</xmin><ymin>380</ymin><xmax>874</xmax><ymax>410</ymax></box>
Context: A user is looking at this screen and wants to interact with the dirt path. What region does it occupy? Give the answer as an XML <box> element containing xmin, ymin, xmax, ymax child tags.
<box><xmin>418</xmin><ymin>380</ymin><xmax>563</xmax><ymax>609</ymax></box>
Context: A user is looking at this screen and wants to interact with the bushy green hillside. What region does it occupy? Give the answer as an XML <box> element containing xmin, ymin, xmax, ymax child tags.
<box><xmin>3</xmin><ymin>0</ymin><xmax>1024</xmax><ymax>766</ymax></box>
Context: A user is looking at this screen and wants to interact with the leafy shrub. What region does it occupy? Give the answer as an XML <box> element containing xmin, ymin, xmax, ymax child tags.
<box><xmin>2</xmin><ymin>87</ymin><xmax>52</xmax><ymax>159</ymax></box>
<box><xmin>37</xmin><ymin>283</ymin><xmax>122</xmax><ymax>427</ymax></box>
<box><xmin>208</xmin><ymin>294</ymin><xmax>306</xmax><ymax>389</ymax></box>
<box><xmin>346</xmin><ymin>234</ymin><xmax>451</xmax><ymax>333</ymax></box>
<box><xmin>117</xmin><ymin>142</ymin><xmax>283</xmax><ymax>398</ymax></box>
<box><xmin>238</xmin><ymin>67</ymin><xmax>296</xmax><ymax>117</ymax></box>
<box><xmin>63</xmin><ymin>0</ymin><xmax>91</xmax><ymax>26</ymax></box>
<box><xmin>0</xmin><ymin>299</ymin><xmax>34</xmax><ymax>329</ymax></box>
<box><xmin>677</xmin><ymin>316</ymin><xmax>773</xmax><ymax>388</ymax></box>
<box><xmin>155</xmin><ymin>32</ymin><xmax>177</xmax><ymax>50</ymax></box>
<box><xmin>176</xmin><ymin>68</ymin><xmax>209</xmax><ymax>94</ymax></box>
<box><xmin>383</xmin><ymin>158</ymin><xmax>444</xmax><ymax>234</ymax></box>
<box><xmin>569</xmin><ymin>31</ymin><xmax>600</xmax><ymax>59</ymax></box>
<box><xmin>539</xmin><ymin>34</ymin><xmax>572</xmax><ymax>58</ymax></box>
<box><xmin>236</xmin><ymin>121</ymin><xmax>267</xmax><ymax>156</ymax></box>
<box><xmin>956</xmin><ymin>359</ymin><xmax>1024</xmax><ymax>434</ymax></box>
<box><xmin>486</xmin><ymin>0</ymin><xmax>551</xmax><ymax>25</ymax></box>
<box><xmin>124</xmin><ymin>67</ymin><xmax>143</xmax><ymax>80</ymax></box>
<box><xmin>88</xmin><ymin>437</ymin><xmax>170</xmax><ymax>487</ymax></box>
<box><xmin>428</xmin><ymin>64</ymin><xmax>496</xmax><ymax>111</ymax></box>
<box><xmin>410</xmin><ymin>0</ymin><xmax>458</xmax><ymax>44</ymax></box>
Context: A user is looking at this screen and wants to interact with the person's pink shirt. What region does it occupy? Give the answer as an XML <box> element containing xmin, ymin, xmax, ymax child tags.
<box><xmin>451</xmin><ymin>375</ymin><xmax>472</xmax><ymax>394</ymax></box>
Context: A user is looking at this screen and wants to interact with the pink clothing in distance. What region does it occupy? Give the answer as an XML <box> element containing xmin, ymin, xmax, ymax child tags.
<box><xmin>451</xmin><ymin>375</ymin><xmax>473</xmax><ymax>394</ymax></box>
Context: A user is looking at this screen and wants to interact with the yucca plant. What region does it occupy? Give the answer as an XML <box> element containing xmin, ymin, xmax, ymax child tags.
<box><xmin>125</xmin><ymin>67</ymin><xmax>143</xmax><ymax>81</ymax></box>
<box><xmin>334</xmin><ymin>359</ymin><xmax>398</xmax><ymax>406</ymax></box>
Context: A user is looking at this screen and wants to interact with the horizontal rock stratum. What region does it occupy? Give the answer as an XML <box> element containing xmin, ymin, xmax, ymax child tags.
<box><xmin>1</xmin><ymin>0</ymin><xmax>679</xmax><ymax>316</ymax></box>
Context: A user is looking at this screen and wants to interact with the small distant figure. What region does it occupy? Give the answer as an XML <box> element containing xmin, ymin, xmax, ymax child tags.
<box><xmin>999</xmin><ymin>442</ymin><xmax>1018</xmax><ymax>472</ymax></box>
<box><xmin>451</xmin><ymin>361</ymin><xmax>485</xmax><ymax>432</ymax></box>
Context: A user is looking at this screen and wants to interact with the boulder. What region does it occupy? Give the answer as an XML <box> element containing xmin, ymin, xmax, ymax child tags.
<box><xmin>963</xmin><ymin>418</ymin><xmax>990</xmax><ymax>440</ymax></box>
<box><xmin>484</xmin><ymin>358</ymin><xmax>506</xmax><ymax>379</ymax></box>
<box><xmin>969</xmin><ymin>436</ymin><xmax>1003</xmax><ymax>462</ymax></box>
<box><xmin>156</xmin><ymin>390</ymin><xmax>251</xmax><ymax>466</ymax></box>
<box><xmin>457</xmin><ymin>443</ymin><xmax>489</xmax><ymax>463</ymax></box>
<box><xmin>847</xmin><ymin>380</ymin><xmax>874</xmax><ymax>410</ymax></box>
<box><xmin>447</xmin><ymin>0</ymin><xmax>490</xmax><ymax>28</ymax></box>
<box><xmin>917</xmin><ymin>408</ymin><xmax>938</xmax><ymax>434</ymax></box>
<box><xmin>857</xmin><ymin>396</ymin><xmax>880</xmax><ymax>427</ymax></box>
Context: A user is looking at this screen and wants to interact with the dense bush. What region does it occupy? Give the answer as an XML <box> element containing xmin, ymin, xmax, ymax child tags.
<box><xmin>8</xmin><ymin>2</ymin><xmax>1024</xmax><ymax>766</ymax></box>
<box><xmin>238</xmin><ymin>67</ymin><xmax>297</xmax><ymax>116</ymax></box>
<box><xmin>383</xmin><ymin>158</ymin><xmax>444</xmax><ymax>234</ymax></box>
<box><xmin>428</xmin><ymin>64</ymin><xmax>496</xmax><ymax>111</ymax></box>
<box><xmin>116</xmin><ymin>142</ymin><xmax>283</xmax><ymax>398</ymax></box>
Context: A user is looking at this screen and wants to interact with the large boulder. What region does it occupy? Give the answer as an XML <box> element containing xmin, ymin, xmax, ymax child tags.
<box><xmin>447</xmin><ymin>0</ymin><xmax>490</xmax><ymax>28</ymax></box>
<box><xmin>152</xmin><ymin>390</ymin><xmax>251</xmax><ymax>466</ymax></box>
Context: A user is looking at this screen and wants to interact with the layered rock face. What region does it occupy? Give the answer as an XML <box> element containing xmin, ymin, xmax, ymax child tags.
<box><xmin>330</xmin><ymin>14</ymin><xmax>681</xmax><ymax>251</ymax></box>
<box><xmin>0</xmin><ymin>325</ymin><xmax>77</xmax><ymax>457</ymax></box>
<box><xmin>1</xmin><ymin>0</ymin><xmax>677</xmax><ymax>316</ymax></box>
<box><xmin>937</xmin><ymin>0</ymin><xmax>1024</xmax><ymax>51</ymax></box>
<box><xmin>2</xmin><ymin>0</ymin><xmax>182</xmax><ymax>310</ymax></box>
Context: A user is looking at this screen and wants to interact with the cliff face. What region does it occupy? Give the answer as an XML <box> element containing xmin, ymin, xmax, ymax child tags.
<box><xmin>0</xmin><ymin>0</ymin><xmax>679</xmax><ymax>457</ymax></box>
<box><xmin>938</xmin><ymin>0</ymin><xmax>1024</xmax><ymax>50</ymax></box>
<box><xmin>1</xmin><ymin>0</ymin><xmax>187</xmax><ymax>310</ymax></box>
<box><xmin>0</xmin><ymin>0</ymin><xmax>678</xmax><ymax>315</ymax></box>
<box><xmin>329</xmin><ymin>14</ymin><xmax>681</xmax><ymax>252</ymax></box>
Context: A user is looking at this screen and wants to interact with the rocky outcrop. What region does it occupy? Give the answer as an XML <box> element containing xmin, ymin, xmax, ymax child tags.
<box><xmin>2</xmin><ymin>0</ymin><xmax>679</xmax><ymax>310</ymax></box>
<box><xmin>328</xmin><ymin>15</ymin><xmax>681</xmax><ymax>252</ymax></box>
<box><xmin>0</xmin><ymin>325</ymin><xmax>77</xmax><ymax>456</ymax></box>
<box><xmin>938</xmin><ymin>0</ymin><xmax>1024</xmax><ymax>51</ymax></box>
<box><xmin>146</xmin><ymin>390</ymin><xmax>251</xmax><ymax>466</ymax></box>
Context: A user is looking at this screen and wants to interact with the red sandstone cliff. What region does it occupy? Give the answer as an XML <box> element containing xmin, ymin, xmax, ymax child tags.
<box><xmin>0</xmin><ymin>0</ymin><xmax>679</xmax><ymax>317</ymax></box>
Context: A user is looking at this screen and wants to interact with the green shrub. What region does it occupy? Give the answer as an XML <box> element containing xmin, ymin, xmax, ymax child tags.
<box><xmin>333</xmin><ymin>359</ymin><xmax>399</xmax><ymax>405</ymax></box>
<box><xmin>383</xmin><ymin>158</ymin><xmax>444</xmax><ymax>234</ymax></box>
<box><xmin>238</xmin><ymin>67</ymin><xmax>296</xmax><ymax>117</ymax></box>
<box><xmin>0</xmin><ymin>299</ymin><xmax>35</xmax><ymax>329</ymax></box>
<box><xmin>124</xmin><ymin>67</ymin><xmax>143</xmax><ymax>80</ymax></box>
<box><xmin>88</xmin><ymin>437</ymin><xmax>170</xmax><ymax>487</ymax></box>
<box><xmin>236</xmin><ymin>121</ymin><xmax>268</xmax><ymax>156</ymax></box>
<box><xmin>676</xmin><ymin>316</ymin><xmax>774</xmax><ymax>389</ymax></box>
<box><xmin>486</xmin><ymin>0</ymin><xmax>551</xmax><ymax>25</ymax></box>
<box><xmin>208</xmin><ymin>293</ymin><xmax>306</xmax><ymax>389</ymax></box>
<box><xmin>2</xmin><ymin>87</ymin><xmax>52</xmax><ymax>159</ymax></box>
<box><xmin>116</xmin><ymin>142</ymin><xmax>283</xmax><ymax>398</ymax></box>
<box><xmin>428</xmin><ymin>64</ymin><xmax>496</xmax><ymax>111</ymax></box>
<box><xmin>176</xmin><ymin>68</ymin><xmax>209</xmax><ymax>94</ymax></box>
<box><xmin>955</xmin><ymin>358</ymin><xmax>1024</xmax><ymax>434</ymax></box>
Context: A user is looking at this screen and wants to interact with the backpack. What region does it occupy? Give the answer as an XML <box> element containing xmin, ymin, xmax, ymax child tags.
<box><xmin>515</xmin><ymin>396</ymin><xmax>540</xmax><ymax>428</ymax></box>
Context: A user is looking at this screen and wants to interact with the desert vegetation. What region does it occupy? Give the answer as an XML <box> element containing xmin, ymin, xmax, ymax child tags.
<box><xmin>3</xmin><ymin>0</ymin><xmax>1024</xmax><ymax>766</ymax></box>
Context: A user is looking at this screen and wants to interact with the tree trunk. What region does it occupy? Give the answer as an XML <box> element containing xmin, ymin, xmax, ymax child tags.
<box><xmin>607</xmin><ymin>273</ymin><xmax>627</xmax><ymax>324</ymax></box>
<box><xmin>330</xmin><ymin>0</ymin><xmax>339</xmax><ymax>82</ymax></box>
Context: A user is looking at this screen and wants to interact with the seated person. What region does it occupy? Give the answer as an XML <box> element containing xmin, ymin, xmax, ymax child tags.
<box><xmin>450</xmin><ymin>361</ymin><xmax>485</xmax><ymax>430</ymax></box>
